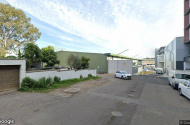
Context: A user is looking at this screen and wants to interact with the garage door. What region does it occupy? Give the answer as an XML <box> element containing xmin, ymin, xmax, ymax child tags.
<box><xmin>0</xmin><ymin>65</ymin><xmax>19</xmax><ymax>92</ymax></box>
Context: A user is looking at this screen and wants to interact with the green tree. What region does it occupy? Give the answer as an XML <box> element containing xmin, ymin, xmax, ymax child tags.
<box><xmin>18</xmin><ymin>49</ymin><xmax>22</xmax><ymax>59</ymax></box>
<box><xmin>41</xmin><ymin>46</ymin><xmax>60</xmax><ymax>67</ymax></box>
<box><xmin>0</xmin><ymin>3</ymin><xmax>41</xmax><ymax>57</ymax></box>
<box><xmin>67</xmin><ymin>54</ymin><xmax>75</xmax><ymax>69</ymax></box>
<box><xmin>23</xmin><ymin>43</ymin><xmax>42</xmax><ymax>70</ymax></box>
<box><xmin>73</xmin><ymin>55</ymin><xmax>81</xmax><ymax>69</ymax></box>
<box><xmin>81</xmin><ymin>56</ymin><xmax>90</xmax><ymax>69</ymax></box>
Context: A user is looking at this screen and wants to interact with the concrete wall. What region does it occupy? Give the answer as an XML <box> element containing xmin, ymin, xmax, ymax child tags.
<box><xmin>184</xmin><ymin>62</ymin><xmax>190</xmax><ymax>70</ymax></box>
<box><xmin>108</xmin><ymin>60</ymin><xmax>133</xmax><ymax>74</ymax></box>
<box><xmin>26</xmin><ymin>69</ymin><xmax>96</xmax><ymax>81</ymax></box>
<box><xmin>56</xmin><ymin>51</ymin><xmax>108</xmax><ymax>73</ymax></box>
<box><xmin>0</xmin><ymin>60</ymin><xmax>26</xmax><ymax>87</ymax></box>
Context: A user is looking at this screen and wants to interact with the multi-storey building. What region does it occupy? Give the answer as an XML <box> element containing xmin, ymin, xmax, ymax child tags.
<box><xmin>184</xmin><ymin>0</ymin><xmax>190</xmax><ymax>69</ymax></box>
<box><xmin>184</xmin><ymin>0</ymin><xmax>190</xmax><ymax>43</ymax></box>
<box><xmin>155</xmin><ymin>47</ymin><xmax>165</xmax><ymax>69</ymax></box>
<box><xmin>165</xmin><ymin>37</ymin><xmax>190</xmax><ymax>74</ymax></box>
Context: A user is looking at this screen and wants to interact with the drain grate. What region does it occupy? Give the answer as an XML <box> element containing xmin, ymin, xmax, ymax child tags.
<box><xmin>64</xmin><ymin>88</ymin><xmax>81</xmax><ymax>93</ymax></box>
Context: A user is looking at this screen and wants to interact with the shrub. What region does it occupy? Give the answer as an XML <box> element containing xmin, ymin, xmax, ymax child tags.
<box><xmin>18</xmin><ymin>86</ymin><xmax>29</xmax><ymax>91</ymax></box>
<box><xmin>88</xmin><ymin>74</ymin><xmax>93</xmax><ymax>77</ymax></box>
<box><xmin>46</xmin><ymin>77</ymin><xmax>53</xmax><ymax>86</ymax></box>
<box><xmin>21</xmin><ymin>77</ymin><xmax>36</xmax><ymax>88</ymax></box>
<box><xmin>35</xmin><ymin>77</ymin><xmax>48</xmax><ymax>88</ymax></box>
<box><xmin>54</xmin><ymin>76</ymin><xmax>61</xmax><ymax>83</ymax></box>
<box><xmin>80</xmin><ymin>75</ymin><xmax>83</xmax><ymax>79</ymax></box>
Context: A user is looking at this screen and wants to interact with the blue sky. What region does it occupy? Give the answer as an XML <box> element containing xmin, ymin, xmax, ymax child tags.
<box><xmin>1</xmin><ymin>0</ymin><xmax>184</xmax><ymax>58</ymax></box>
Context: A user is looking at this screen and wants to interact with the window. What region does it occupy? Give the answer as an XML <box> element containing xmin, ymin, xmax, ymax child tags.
<box><xmin>183</xmin><ymin>81</ymin><xmax>189</xmax><ymax>86</ymax></box>
<box><xmin>175</xmin><ymin>74</ymin><xmax>190</xmax><ymax>79</ymax></box>
<box><xmin>121</xmin><ymin>71</ymin><xmax>128</xmax><ymax>74</ymax></box>
<box><xmin>188</xmin><ymin>83</ymin><xmax>190</xmax><ymax>87</ymax></box>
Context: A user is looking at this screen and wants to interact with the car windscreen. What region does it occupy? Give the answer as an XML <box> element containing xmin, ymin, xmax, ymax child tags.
<box><xmin>175</xmin><ymin>74</ymin><xmax>190</xmax><ymax>79</ymax></box>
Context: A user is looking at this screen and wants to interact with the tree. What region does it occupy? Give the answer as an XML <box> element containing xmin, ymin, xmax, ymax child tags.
<box><xmin>0</xmin><ymin>3</ymin><xmax>41</xmax><ymax>57</ymax></box>
<box><xmin>81</xmin><ymin>56</ymin><xmax>90</xmax><ymax>69</ymax></box>
<box><xmin>18</xmin><ymin>49</ymin><xmax>22</xmax><ymax>59</ymax></box>
<box><xmin>73</xmin><ymin>55</ymin><xmax>81</xmax><ymax>69</ymax></box>
<box><xmin>0</xmin><ymin>46</ymin><xmax>6</xmax><ymax>58</ymax></box>
<box><xmin>67</xmin><ymin>54</ymin><xmax>82</xmax><ymax>69</ymax></box>
<box><xmin>67</xmin><ymin>54</ymin><xmax>75</xmax><ymax>69</ymax></box>
<box><xmin>23</xmin><ymin>43</ymin><xmax>42</xmax><ymax>70</ymax></box>
<box><xmin>41</xmin><ymin>46</ymin><xmax>60</xmax><ymax>67</ymax></box>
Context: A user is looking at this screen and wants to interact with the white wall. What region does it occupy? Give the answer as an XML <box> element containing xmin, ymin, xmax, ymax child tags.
<box><xmin>108</xmin><ymin>60</ymin><xmax>133</xmax><ymax>74</ymax></box>
<box><xmin>184</xmin><ymin>62</ymin><xmax>190</xmax><ymax>70</ymax></box>
<box><xmin>26</xmin><ymin>69</ymin><xmax>97</xmax><ymax>81</ymax></box>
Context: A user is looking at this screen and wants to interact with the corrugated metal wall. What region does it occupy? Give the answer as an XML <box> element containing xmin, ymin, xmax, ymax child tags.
<box><xmin>56</xmin><ymin>51</ymin><xmax>108</xmax><ymax>73</ymax></box>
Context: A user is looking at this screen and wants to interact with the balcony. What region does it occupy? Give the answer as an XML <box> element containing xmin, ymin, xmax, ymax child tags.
<box><xmin>185</xmin><ymin>8</ymin><xmax>190</xmax><ymax>16</ymax></box>
<box><xmin>185</xmin><ymin>24</ymin><xmax>190</xmax><ymax>30</ymax></box>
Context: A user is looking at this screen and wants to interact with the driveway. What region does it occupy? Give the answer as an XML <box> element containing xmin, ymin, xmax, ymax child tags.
<box><xmin>0</xmin><ymin>74</ymin><xmax>189</xmax><ymax>125</ymax></box>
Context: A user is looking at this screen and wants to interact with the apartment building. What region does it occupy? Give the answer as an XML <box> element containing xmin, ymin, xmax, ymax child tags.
<box><xmin>184</xmin><ymin>0</ymin><xmax>190</xmax><ymax>69</ymax></box>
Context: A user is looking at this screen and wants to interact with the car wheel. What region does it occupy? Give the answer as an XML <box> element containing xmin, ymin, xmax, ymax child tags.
<box><xmin>172</xmin><ymin>83</ymin><xmax>176</xmax><ymax>89</ymax></box>
<box><xmin>168</xmin><ymin>81</ymin><xmax>170</xmax><ymax>85</ymax></box>
<box><xmin>121</xmin><ymin>76</ymin><xmax>123</xmax><ymax>79</ymax></box>
<box><xmin>114</xmin><ymin>75</ymin><xmax>116</xmax><ymax>78</ymax></box>
<box><xmin>179</xmin><ymin>89</ymin><xmax>183</xmax><ymax>96</ymax></box>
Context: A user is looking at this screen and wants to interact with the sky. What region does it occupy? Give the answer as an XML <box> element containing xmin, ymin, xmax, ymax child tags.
<box><xmin>1</xmin><ymin>0</ymin><xmax>184</xmax><ymax>58</ymax></box>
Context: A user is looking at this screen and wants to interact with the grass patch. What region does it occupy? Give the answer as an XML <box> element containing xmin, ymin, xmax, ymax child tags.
<box><xmin>19</xmin><ymin>76</ymin><xmax>100</xmax><ymax>93</ymax></box>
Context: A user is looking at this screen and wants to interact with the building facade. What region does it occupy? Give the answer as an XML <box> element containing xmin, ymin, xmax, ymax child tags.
<box><xmin>56</xmin><ymin>51</ymin><xmax>108</xmax><ymax>73</ymax></box>
<box><xmin>155</xmin><ymin>47</ymin><xmax>165</xmax><ymax>69</ymax></box>
<box><xmin>56</xmin><ymin>51</ymin><xmax>140</xmax><ymax>74</ymax></box>
<box><xmin>184</xmin><ymin>0</ymin><xmax>190</xmax><ymax>43</ymax></box>
<box><xmin>165</xmin><ymin>37</ymin><xmax>190</xmax><ymax>73</ymax></box>
<box><xmin>184</xmin><ymin>0</ymin><xmax>190</xmax><ymax>69</ymax></box>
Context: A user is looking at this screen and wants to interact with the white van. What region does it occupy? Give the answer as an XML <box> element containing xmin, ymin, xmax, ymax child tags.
<box><xmin>168</xmin><ymin>70</ymin><xmax>190</xmax><ymax>89</ymax></box>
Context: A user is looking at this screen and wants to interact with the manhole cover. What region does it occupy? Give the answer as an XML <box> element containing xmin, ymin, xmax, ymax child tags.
<box><xmin>64</xmin><ymin>88</ymin><xmax>81</xmax><ymax>93</ymax></box>
<box><xmin>128</xmin><ymin>94</ymin><xmax>134</xmax><ymax>97</ymax></box>
<box><xmin>111</xmin><ymin>111</ymin><xmax>123</xmax><ymax>117</ymax></box>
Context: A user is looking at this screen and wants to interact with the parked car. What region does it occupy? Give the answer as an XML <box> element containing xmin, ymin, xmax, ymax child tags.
<box><xmin>156</xmin><ymin>68</ymin><xmax>163</xmax><ymax>74</ymax></box>
<box><xmin>178</xmin><ymin>80</ymin><xmax>190</xmax><ymax>99</ymax></box>
<box><xmin>168</xmin><ymin>70</ymin><xmax>190</xmax><ymax>89</ymax></box>
<box><xmin>114</xmin><ymin>71</ymin><xmax>132</xmax><ymax>80</ymax></box>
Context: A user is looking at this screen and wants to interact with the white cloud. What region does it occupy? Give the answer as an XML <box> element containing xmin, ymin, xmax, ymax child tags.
<box><xmin>5</xmin><ymin>0</ymin><xmax>184</xmax><ymax>58</ymax></box>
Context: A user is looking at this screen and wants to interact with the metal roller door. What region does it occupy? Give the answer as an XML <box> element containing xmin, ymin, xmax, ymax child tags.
<box><xmin>0</xmin><ymin>65</ymin><xmax>19</xmax><ymax>92</ymax></box>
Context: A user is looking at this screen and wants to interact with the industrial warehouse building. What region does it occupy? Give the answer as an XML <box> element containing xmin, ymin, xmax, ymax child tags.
<box><xmin>56</xmin><ymin>51</ymin><xmax>140</xmax><ymax>74</ymax></box>
<box><xmin>56</xmin><ymin>51</ymin><xmax>108</xmax><ymax>73</ymax></box>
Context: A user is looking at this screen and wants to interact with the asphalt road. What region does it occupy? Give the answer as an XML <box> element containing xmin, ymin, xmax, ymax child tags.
<box><xmin>0</xmin><ymin>74</ymin><xmax>190</xmax><ymax>125</ymax></box>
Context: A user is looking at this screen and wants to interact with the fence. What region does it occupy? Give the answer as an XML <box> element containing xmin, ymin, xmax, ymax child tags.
<box><xmin>26</xmin><ymin>69</ymin><xmax>97</xmax><ymax>80</ymax></box>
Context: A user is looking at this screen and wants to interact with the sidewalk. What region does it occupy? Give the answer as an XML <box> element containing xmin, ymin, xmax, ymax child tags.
<box><xmin>157</xmin><ymin>74</ymin><xmax>168</xmax><ymax>78</ymax></box>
